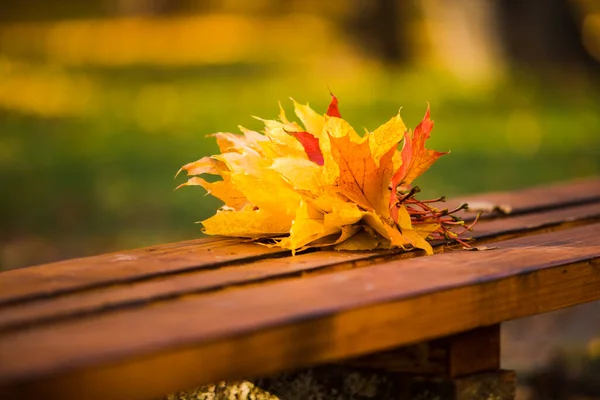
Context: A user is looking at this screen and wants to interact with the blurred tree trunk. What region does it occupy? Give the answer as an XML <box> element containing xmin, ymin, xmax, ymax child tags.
<box><xmin>344</xmin><ymin>0</ymin><xmax>411</xmax><ymax>63</ymax></box>
<box><xmin>496</xmin><ymin>0</ymin><xmax>598</xmax><ymax>70</ymax></box>
<box><xmin>373</xmin><ymin>0</ymin><xmax>404</xmax><ymax>62</ymax></box>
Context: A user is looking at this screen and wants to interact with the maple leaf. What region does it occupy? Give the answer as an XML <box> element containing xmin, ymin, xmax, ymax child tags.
<box><xmin>288</xmin><ymin>131</ymin><xmax>324</xmax><ymax>165</ymax></box>
<box><xmin>284</xmin><ymin>93</ymin><xmax>341</xmax><ymax>167</ymax></box>
<box><xmin>328</xmin><ymin>124</ymin><xmax>395</xmax><ymax>216</ymax></box>
<box><xmin>177</xmin><ymin>95</ymin><xmax>469</xmax><ymax>256</ymax></box>
<box><xmin>176</xmin><ymin>156</ymin><xmax>248</xmax><ymax>210</ymax></box>
<box><xmin>389</xmin><ymin>105</ymin><xmax>447</xmax><ymax>197</ymax></box>
<box><xmin>388</xmin><ymin>105</ymin><xmax>448</xmax><ymax>224</ymax></box>
<box><xmin>326</xmin><ymin>93</ymin><xmax>341</xmax><ymax>117</ymax></box>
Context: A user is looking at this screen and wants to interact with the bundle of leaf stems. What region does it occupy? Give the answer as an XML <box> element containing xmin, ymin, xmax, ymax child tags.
<box><xmin>392</xmin><ymin>185</ymin><xmax>482</xmax><ymax>249</ymax></box>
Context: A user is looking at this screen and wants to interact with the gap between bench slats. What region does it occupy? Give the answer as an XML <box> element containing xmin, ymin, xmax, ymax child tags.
<box><xmin>0</xmin><ymin>223</ymin><xmax>599</xmax><ymax>400</ymax></box>
<box><xmin>0</xmin><ymin>177</ymin><xmax>599</xmax><ymax>307</ymax></box>
<box><xmin>0</xmin><ymin>200</ymin><xmax>599</xmax><ymax>333</ymax></box>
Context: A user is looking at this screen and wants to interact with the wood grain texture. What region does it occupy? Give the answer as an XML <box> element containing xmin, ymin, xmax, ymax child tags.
<box><xmin>0</xmin><ymin>237</ymin><xmax>289</xmax><ymax>306</ymax></box>
<box><xmin>1</xmin><ymin>201</ymin><xmax>598</xmax><ymax>333</ymax></box>
<box><xmin>1</xmin><ymin>178</ymin><xmax>597</xmax><ymax>307</ymax></box>
<box><xmin>449</xmin><ymin>176</ymin><xmax>600</xmax><ymax>220</ymax></box>
<box><xmin>1</xmin><ymin>223</ymin><xmax>599</xmax><ymax>400</ymax></box>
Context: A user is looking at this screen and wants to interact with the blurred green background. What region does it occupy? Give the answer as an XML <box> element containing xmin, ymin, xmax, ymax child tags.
<box><xmin>1</xmin><ymin>0</ymin><xmax>599</xmax><ymax>270</ymax></box>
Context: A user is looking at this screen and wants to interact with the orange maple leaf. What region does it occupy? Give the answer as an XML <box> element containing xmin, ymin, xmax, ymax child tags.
<box><xmin>389</xmin><ymin>104</ymin><xmax>448</xmax><ymax>223</ymax></box>
<box><xmin>329</xmin><ymin>130</ymin><xmax>395</xmax><ymax>217</ymax></box>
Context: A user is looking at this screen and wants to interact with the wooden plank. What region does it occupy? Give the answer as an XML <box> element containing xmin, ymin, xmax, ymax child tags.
<box><xmin>1</xmin><ymin>201</ymin><xmax>598</xmax><ymax>333</ymax></box>
<box><xmin>0</xmin><ymin>237</ymin><xmax>289</xmax><ymax>307</ymax></box>
<box><xmin>1</xmin><ymin>178</ymin><xmax>597</xmax><ymax>307</ymax></box>
<box><xmin>464</xmin><ymin>200</ymin><xmax>600</xmax><ymax>242</ymax></box>
<box><xmin>1</xmin><ymin>223</ymin><xmax>599</xmax><ymax>400</ymax></box>
<box><xmin>0</xmin><ymin>250</ymin><xmax>373</xmax><ymax>332</ymax></box>
<box><xmin>449</xmin><ymin>176</ymin><xmax>600</xmax><ymax>219</ymax></box>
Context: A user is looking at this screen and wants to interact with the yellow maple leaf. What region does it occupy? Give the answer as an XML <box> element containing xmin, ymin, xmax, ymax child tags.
<box><xmin>177</xmin><ymin>94</ymin><xmax>467</xmax><ymax>256</ymax></box>
<box><xmin>328</xmin><ymin>123</ymin><xmax>395</xmax><ymax>217</ymax></box>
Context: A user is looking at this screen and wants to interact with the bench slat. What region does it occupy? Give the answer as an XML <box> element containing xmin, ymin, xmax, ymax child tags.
<box><xmin>449</xmin><ymin>177</ymin><xmax>600</xmax><ymax>219</ymax></box>
<box><xmin>1</xmin><ymin>178</ymin><xmax>598</xmax><ymax>307</ymax></box>
<box><xmin>1</xmin><ymin>223</ymin><xmax>599</xmax><ymax>400</ymax></box>
<box><xmin>0</xmin><ymin>237</ymin><xmax>289</xmax><ymax>306</ymax></box>
<box><xmin>1</xmin><ymin>200</ymin><xmax>599</xmax><ymax>333</ymax></box>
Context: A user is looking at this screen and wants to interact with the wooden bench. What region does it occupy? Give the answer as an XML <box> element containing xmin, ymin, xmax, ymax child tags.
<box><xmin>1</xmin><ymin>178</ymin><xmax>599</xmax><ymax>400</ymax></box>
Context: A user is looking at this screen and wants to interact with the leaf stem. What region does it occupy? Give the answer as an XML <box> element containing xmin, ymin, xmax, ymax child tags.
<box><xmin>393</xmin><ymin>187</ymin><xmax>479</xmax><ymax>249</ymax></box>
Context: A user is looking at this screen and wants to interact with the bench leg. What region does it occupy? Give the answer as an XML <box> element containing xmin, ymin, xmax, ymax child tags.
<box><xmin>165</xmin><ymin>325</ymin><xmax>516</xmax><ymax>400</ymax></box>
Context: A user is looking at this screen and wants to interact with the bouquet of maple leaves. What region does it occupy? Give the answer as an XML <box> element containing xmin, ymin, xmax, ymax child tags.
<box><xmin>177</xmin><ymin>95</ymin><xmax>475</xmax><ymax>255</ymax></box>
